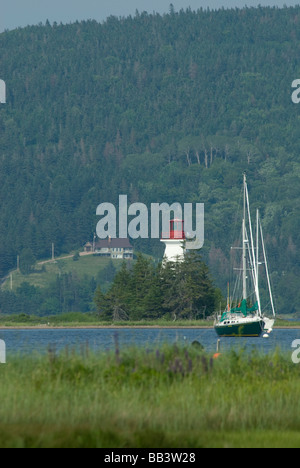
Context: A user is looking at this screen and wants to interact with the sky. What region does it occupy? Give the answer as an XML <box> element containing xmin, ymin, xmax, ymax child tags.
<box><xmin>1</xmin><ymin>0</ymin><xmax>300</xmax><ymax>32</ymax></box>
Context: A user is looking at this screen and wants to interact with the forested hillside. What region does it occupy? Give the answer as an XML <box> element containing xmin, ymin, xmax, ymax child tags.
<box><xmin>1</xmin><ymin>6</ymin><xmax>300</xmax><ymax>313</ymax></box>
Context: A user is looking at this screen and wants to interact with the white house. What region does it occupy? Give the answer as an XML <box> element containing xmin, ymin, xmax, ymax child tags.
<box><xmin>84</xmin><ymin>238</ymin><xmax>134</xmax><ymax>260</ymax></box>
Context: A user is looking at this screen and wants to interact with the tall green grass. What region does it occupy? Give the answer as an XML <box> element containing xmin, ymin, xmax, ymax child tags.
<box><xmin>0</xmin><ymin>341</ymin><xmax>300</xmax><ymax>447</ymax></box>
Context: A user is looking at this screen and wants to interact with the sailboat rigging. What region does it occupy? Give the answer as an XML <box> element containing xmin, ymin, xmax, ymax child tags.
<box><xmin>214</xmin><ymin>174</ymin><xmax>276</xmax><ymax>337</ymax></box>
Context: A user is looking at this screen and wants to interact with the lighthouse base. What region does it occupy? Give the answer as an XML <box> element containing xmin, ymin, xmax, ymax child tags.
<box><xmin>160</xmin><ymin>239</ymin><xmax>185</xmax><ymax>263</ymax></box>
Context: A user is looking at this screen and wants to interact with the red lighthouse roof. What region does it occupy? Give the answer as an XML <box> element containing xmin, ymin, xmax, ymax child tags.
<box><xmin>161</xmin><ymin>219</ymin><xmax>185</xmax><ymax>240</ymax></box>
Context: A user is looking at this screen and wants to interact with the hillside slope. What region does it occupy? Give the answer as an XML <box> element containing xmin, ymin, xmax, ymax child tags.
<box><xmin>0</xmin><ymin>7</ymin><xmax>300</xmax><ymax>312</ymax></box>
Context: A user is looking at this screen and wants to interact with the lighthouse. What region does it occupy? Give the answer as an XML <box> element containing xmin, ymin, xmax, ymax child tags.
<box><xmin>160</xmin><ymin>219</ymin><xmax>186</xmax><ymax>263</ymax></box>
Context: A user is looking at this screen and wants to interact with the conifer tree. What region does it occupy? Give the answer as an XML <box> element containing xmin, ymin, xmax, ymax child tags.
<box><xmin>130</xmin><ymin>253</ymin><xmax>155</xmax><ymax>320</ymax></box>
<box><xmin>105</xmin><ymin>261</ymin><xmax>133</xmax><ymax>320</ymax></box>
<box><xmin>94</xmin><ymin>285</ymin><xmax>111</xmax><ymax>320</ymax></box>
<box><xmin>142</xmin><ymin>263</ymin><xmax>164</xmax><ymax>319</ymax></box>
<box><xmin>19</xmin><ymin>248</ymin><xmax>36</xmax><ymax>276</ymax></box>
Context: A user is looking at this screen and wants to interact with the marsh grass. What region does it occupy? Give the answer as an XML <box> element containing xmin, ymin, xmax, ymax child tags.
<box><xmin>0</xmin><ymin>341</ymin><xmax>300</xmax><ymax>447</ymax></box>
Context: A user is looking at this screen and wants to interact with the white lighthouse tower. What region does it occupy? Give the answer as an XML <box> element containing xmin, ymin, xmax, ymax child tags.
<box><xmin>160</xmin><ymin>219</ymin><xmax>186</xmax><ymax>263</ymax></box>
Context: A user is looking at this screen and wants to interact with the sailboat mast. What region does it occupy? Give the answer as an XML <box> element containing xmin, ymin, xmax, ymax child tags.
<box><xmin>260</xmin><ymin>220</ymin><xmax>276</xmax><ymax>317</ymax></box>
<box><xmin>256</xmin><ymin>210</ymin><xmax>262</xmax><ymax>316</ymax></box>
<box><xmin>242</xmin><ymin>174</ymin><xmax>247</xmax><ymax>300</ymax></box>
<box><xmin>256</xmin><ymin>209</ymin><xmax>259</xmax><ymax>288</ymax></box>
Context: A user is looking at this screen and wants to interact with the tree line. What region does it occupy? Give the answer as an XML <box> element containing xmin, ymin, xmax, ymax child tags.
<box><xmin>0</xmin><ymin>253</ymin><xmax>222</xmax><ymax>321</ymax></box>
<box><xmin>0</xmin><ymin>273</ymin><xmax>96</xmax><ymax>316</ymax></box>
<box><xmin>94</xmin><ymin>253</ymin><xmax>223</xmax><ymax>321</ymax></box>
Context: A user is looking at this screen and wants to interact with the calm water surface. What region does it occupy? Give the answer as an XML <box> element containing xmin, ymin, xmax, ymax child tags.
<box><xmin>0</xmin><ymin>328</ymin><xmax>299</xmax><ymax>357</ymax></box>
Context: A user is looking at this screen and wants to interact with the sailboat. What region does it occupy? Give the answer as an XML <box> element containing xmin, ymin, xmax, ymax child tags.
<box><xmin>214</xmin><ymin>174</ymin><xmax>276</xmax><ymax>337</ymax></box>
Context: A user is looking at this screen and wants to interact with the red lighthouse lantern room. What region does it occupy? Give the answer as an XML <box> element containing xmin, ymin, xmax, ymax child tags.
<box><xmin>169</xmin><ymin>219</ymin><xmax>185</xmax><ymax>239</ymax></box>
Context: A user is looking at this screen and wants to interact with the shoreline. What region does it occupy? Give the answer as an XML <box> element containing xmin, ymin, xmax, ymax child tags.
<box><xmin>0</xmin><ymin>325</ymin><xmax>299</xmax><ymax>330</ymax></box>
<box><xmin>0</xmin><ymin>325</ymin><xmax>214</xmax><ymax>330</ymax></box>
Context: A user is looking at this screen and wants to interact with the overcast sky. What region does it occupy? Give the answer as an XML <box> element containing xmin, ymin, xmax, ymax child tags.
<box><xmin>1</xmin><ymin>0</ymin><xmax>300</xmax><ymax>33</ymax></box>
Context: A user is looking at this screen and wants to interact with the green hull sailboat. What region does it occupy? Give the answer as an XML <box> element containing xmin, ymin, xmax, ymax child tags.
<box><xmin>215</xmin><ymin>300</ymin><xmax>265</xmax><ymax>337</ymax></box>
<box><xmin>214</xmin><ymin>174</ymin><xmax>276</xmax><ymax>338</ymax></box>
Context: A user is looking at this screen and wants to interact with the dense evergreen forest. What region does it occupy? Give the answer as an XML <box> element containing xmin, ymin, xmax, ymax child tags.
<box><xmin>1</xmin><ymin>6</ymin><xmax>300</xmax><ymax>314</ymax></box>
<box><xmin>94</xmin><ymin>253</ymin><xmax>220</xmax><ymax>321</ymax></box>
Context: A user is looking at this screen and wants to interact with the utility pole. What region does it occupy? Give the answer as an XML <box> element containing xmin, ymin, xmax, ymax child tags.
<box><xmin>93</xmin><ymin>233</ymin><xmax>96</xmax><ymax>253</ymax></box>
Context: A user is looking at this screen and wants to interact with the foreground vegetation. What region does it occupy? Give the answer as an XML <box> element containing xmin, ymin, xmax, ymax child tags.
<box><xmin>0</xmin><ymin>343</ymin><xmax>300</xmax><ymax>448</ymax></box>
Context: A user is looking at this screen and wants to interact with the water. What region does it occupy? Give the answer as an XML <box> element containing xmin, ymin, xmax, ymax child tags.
<box><xmin>0</xmin><ymin>328</ymin><xmax>299</xmax><ymax>357</ymax></box>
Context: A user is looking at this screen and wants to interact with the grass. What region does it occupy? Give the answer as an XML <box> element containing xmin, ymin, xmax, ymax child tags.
<box><xmin>275</xmin><ymin>318</ymin><xmax>300</xmax><ymax>327</ymax></box>
<box><xmin>2</xmin><ymin>254</ymin><xmax>125</xmax><ymax>291</ymax></box>
<box><xmin>0</xmin><ymin>342</ymin><xmax>300</xmax><ymax>447</ymax></box>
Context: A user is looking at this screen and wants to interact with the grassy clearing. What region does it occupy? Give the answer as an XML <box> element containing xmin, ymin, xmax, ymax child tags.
<box><xmin>2</xmin><ymin>255</ymin><xmax>125</xmax><ymax>291</ymax></box>
<box><xmin>0</xmin><ymin>343</ymin><xmax>300</xmax><ymax>447</ymax></box>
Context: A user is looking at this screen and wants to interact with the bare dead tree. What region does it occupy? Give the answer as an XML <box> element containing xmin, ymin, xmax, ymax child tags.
<box><xmin>210</xmin><ymin>145</ymin><xmax>214</xmax><ymax>166</ymax></box>
<box><xmin>112</xmin><ymin>304</ymin><xmax>129</xmax><ymax>321</ymax></box>
<box><xmin>203</xmin><ymin>146</ymin><xmax>208</xmax><ymax>168</ymax></box>
<box><xmin>184</xmin><ymin>148</ymin><xmax>191</xmax><ymax>166</ymax></box>
<box><xmin>224</xmin><ymin>144</ymin><xmax>230</xmax><ymax>162</ymax></box>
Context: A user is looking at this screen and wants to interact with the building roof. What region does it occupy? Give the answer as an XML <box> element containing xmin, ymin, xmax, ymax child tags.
<box><xmin>95</xmin><ymin>238</ymin><xmax>133</xmax><ymax>249</ymax></box>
